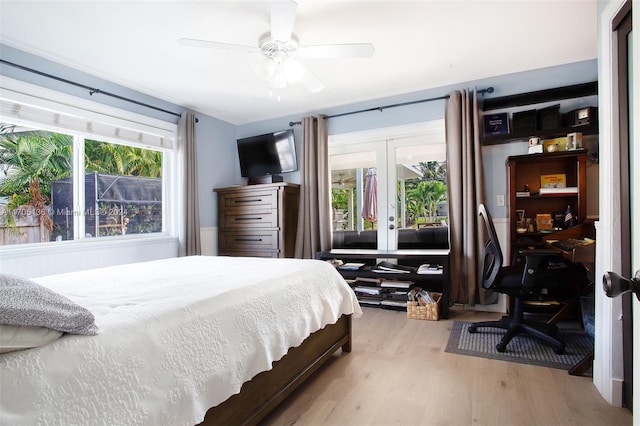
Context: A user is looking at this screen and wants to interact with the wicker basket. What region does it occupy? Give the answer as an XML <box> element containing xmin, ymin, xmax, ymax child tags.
<box><xmin>407</xmin><ymin>290</ymin><xmax>441</xmax><ymax>321</ymax></box>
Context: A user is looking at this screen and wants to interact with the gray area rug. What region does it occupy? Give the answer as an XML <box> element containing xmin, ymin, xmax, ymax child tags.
<box><xmin>445</xmin><ymin>320</ymin><xmax>593</xmax><ymax>370</ymax></box>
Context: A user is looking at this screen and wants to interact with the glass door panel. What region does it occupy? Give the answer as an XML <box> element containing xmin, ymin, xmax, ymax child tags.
<box><xmin>329</xmin><ymin>120</ymin><xmax>446</xmax><ymax>251</ymax></box>
<box><xmin>330</xmin><ymin>142</ymin><xmax>386</xmax><ymax>249</ymax></box>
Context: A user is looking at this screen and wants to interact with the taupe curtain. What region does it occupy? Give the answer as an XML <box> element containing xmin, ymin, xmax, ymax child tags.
<box><xmin>294</xmin><ymin>115</ymin><xmax>331</xmax><ymax>258</ymax></box>
<box><xmin>177</xmin><ymin>111</ymin><xmax>201</xmax><ymax>256</ymax></box>
<box><xmin>445</xmin><ymin>90</ymin><xmax>495</xmax><ymax>305</ymax></box>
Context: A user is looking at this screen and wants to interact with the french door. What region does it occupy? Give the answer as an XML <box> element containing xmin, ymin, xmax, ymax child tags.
<box><xmin>329</xmin><ymin>121</ymin><xmax>446</xmax><ymax>251</ymax></box>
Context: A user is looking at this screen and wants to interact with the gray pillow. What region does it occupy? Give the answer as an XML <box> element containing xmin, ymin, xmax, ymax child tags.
<box><xmin>0</xmin><ymin>273</ymin><xmax>98</xmax><ymax>335</ymax></box>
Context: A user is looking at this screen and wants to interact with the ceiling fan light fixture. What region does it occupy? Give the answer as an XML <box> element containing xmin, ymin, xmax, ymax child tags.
<box><xmin>270</xmin><ymin>63</ymin><xmax>287</xmax><ymax>89</ymax></box>
<box><xmin>255</xmin><ymin>58</ymin><xmax>276</xmax><ymax>81</ymax></box>
<box><xmin>283</xmin><ymin>58</ymin><xmax>304</xmax><ymax>83</ymax></box>
<box><xmin>179</xmin><ymin>2</ymin><xmax>374</xmax><ymax>98</ymax></box>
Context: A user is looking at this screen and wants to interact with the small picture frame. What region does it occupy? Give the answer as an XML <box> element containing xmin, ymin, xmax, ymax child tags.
<box><xmin>536</xmin><ymin>213</ymin><xmax>553</xmax><ymax>230</ymax></box>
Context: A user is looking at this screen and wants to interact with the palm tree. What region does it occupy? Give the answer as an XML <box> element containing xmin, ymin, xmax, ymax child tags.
<box><xmin>0</xmin><ymin>129</ymin><xmax>72</xmax><ymax>232</ymax></box>
<box><xmin>417</xmin><ymin>161</ymin><xmax>446</xmax><ymax>182</ymax></box>
<box><xmin>407</xmin><ymin>180</ymin><xmax>447</xmax><ymax>223</ymax></box>
<box><xmin>84</xmin><ymin>140</ymin><xmax>161</xmax><ymax>177</ymax></box>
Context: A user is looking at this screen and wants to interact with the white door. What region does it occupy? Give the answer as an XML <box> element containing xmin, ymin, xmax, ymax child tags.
<box><xmin>329</xmin><ymin>121</ymin><xmax>446</xmax><ymax>251</ymax></box>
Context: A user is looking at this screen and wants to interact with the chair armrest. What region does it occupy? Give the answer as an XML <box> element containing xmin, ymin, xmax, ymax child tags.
<box><xmin>517</xmin><ymin>248</ymin><xmax>563</xmax><ymax>293</ymax></box>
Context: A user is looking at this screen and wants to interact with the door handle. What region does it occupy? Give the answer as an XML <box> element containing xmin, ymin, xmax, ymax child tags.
<box><xmin>602</xmin><ymin>270</ymin><xmax>640</xmax><ymax>301</ymax></box>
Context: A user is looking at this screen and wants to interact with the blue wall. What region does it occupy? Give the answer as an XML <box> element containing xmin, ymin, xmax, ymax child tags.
<box><xmin>236</xmin><ymin>60</ymin><xmax>598</xmax><ymax>219</ymax></box>
<box><xmin>1</xmin><ymin>44</ymin><xmax>598</xmax><ymax>225</ymax></box>
<box><xmin>0</xmin><ymin>44</ymin><xmax>236</xmax><ymax>228</ymax></box>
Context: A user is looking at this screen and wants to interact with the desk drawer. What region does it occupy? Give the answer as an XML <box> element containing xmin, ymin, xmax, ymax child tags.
<box><xmin>219</xmin><ymin>230</ymin><xmax>279</xmax><ymax>252</ymax></box>
<box><xmin>222</xmin><ymin>209</ymin><xmax>278</xmax><ymax>228</ymax></box>
<box><xmin>219</xmin><ymin>189</ymin><xmax>277</xmax><ymax>212</ymax></box>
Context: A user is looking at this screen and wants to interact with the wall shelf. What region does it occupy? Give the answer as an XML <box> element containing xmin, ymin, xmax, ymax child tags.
<box><xmin>482</xmin><ymin>81</ymin><xmax>598</xmax><ymax>145</ymax></box>
<box><xmin>482</xmin><ymin>82</ymin><xmax>597</xmax><ymax>111</ymax></box>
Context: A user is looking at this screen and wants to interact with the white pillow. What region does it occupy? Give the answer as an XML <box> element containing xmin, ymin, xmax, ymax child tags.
<box><xmin>0</xmin><ymin>324</ymin><xmax>63</xmax><ymax>354</ymax></box>
<box><xmin>0</xmin><ymin>273</ymin><xmax>98</xmax><ymax>335</ymax></box>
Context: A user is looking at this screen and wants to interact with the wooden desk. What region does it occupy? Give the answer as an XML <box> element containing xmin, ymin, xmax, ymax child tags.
<box><xmin>543</xmin><ymin>227</ymin><xmax>595</xmax><ymax>376</ymax></box>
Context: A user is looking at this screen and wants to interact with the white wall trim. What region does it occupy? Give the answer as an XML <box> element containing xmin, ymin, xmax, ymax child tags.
<box><xmin>200</xmin><ymin>227</ymin><xmax>217</xmax><ymax>256</ymax></box>
<box><xmin>594</xmin><ymin>0</ymin><xmax>626</xmax><ymax>407</ymax></box>
<box><xmin>0</xmin><ymin>235</ymin><xmax>178</xmax><ymax>277</ymax></box>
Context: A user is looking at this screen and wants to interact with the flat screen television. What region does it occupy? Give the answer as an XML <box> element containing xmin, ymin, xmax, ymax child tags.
<box><xmin>237</xmin><ymin>129</ymin><xmax>297</xmax><ymax>180</ymax></box>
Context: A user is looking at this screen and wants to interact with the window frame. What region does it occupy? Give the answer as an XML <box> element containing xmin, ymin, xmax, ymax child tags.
<box><xmin>0</xmin><ymin>77</ymin><xmax>178</xmax><ymax>249</ymax></box>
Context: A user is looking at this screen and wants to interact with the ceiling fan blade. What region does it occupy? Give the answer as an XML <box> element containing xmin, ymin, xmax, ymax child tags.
<box><xmin>300</xmin><ymin>68</ymin><xmax>325</xmax><ymax>93</ymax></box>
<box><xmin>178</xmin><ymin>38</ymin><xmax>258</xmax><ymax>53</ymax></box>
<box><xmin>271</xmin><ymin>0</ymin><xmax>297</xmax><ymax>42</ymax></box>
<box><xmin>299</xmin><ymin>43</ymin><xmax>375</xmax><ymax>59</ymax></box>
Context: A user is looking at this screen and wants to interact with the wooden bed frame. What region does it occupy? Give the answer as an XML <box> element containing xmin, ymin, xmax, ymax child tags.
<box><xmin>199</xmin><ymin>314</ymin><xmax>353</xmax><ymax>426</ymax></box>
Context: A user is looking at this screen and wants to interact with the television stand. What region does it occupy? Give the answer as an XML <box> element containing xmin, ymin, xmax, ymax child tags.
<box><xmin>316</xmin><ymin>249</ymin><xmax>450</xmax><ymax>318</ymax></box>
<box><xmin>249</xmin><ymin>174</ymin><xmax>283</xmax><ymax>185</ymax></box>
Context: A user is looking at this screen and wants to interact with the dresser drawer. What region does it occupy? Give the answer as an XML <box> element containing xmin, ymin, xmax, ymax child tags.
<box><xmin>221</xmin><ymin>208</ymin><xmax>278</xmax><ymax>228</ymax></box>
<box><xmin>219</xmin><ymin>189</ymin><xmax>277</xmax><ymax>212</ymax></box>
<box><xmin>219</xmin><ymin>229</ymin><xmax>279</xmax><ymax>252</ymax></box>
<box><xmin>218</xmin><ymin>249</ymin><xmax>280</xmax><ymax>258</ymax></box>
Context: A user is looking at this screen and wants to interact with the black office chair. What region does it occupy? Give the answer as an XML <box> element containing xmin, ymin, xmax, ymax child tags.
<box><xmin>468</xmin><ymin>204</ymin><xmax>567</xmax><ymax>354</ymax></box>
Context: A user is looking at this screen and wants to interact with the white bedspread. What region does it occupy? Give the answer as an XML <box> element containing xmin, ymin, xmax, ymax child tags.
<box><xmin>0</xmin><ymin>256</ymin><xmax>361</xmax><ymax>426</ymax></box>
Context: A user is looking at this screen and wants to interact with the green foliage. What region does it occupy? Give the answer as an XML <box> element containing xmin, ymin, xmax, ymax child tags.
<box><xmin>0</xmin><ymin>126</ymin><xmax>163</xmax><ymax>239</ymax></box>
<box><xmin>331</xmin><ymin>161</ymin><xmax>448</xmax><ymax>231</ymax></box>
<box><xmin>0</xmin><ymin>131</ymin><xmax>73</xmax><ymax>201</ymax></box>
<box><xmin>417</xmin><ymin>161</ymin><xmax>446</xmax><ymax>182</ymax></box>
<box><xmin>407</xmin><ymin>180</ymin><xmax>447</xmax><ymax>222</ymax></box>
<box><xmin>84</xmin><ymin>140</ymin><xmax>162</xmax><ymax>177</ymax></box>
<box><xmin>0</xmin><ymin>130</ymin><xmax>73</xmax><ymax>232</ymax></box>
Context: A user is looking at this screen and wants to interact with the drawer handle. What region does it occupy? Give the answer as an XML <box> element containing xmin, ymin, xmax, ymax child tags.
<box><xmin>235</xmin><ymin>217</ymin><xmax>262</xmax><ymax>221</ymax></box>
<box><xmin>235</xmin><ymin>199</ymin><xmax>262</xmax><ymax>203</ymax></box>
<box><xmin>235</xmin><ymin>238</ymin><xmax>263</xmax><ymax>242</ymax></box>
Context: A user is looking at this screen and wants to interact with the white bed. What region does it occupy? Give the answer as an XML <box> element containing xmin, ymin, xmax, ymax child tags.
<box><xmin>0</xmin><ymin>256</ymin><xmax>361</xmax><ymax>426</ymax></box>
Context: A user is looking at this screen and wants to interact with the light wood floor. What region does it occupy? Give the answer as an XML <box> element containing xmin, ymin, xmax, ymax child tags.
<box><xmin>262</xmin><ymin>306</ymin><xmax>632</xmax><ymax>426</ymax></box>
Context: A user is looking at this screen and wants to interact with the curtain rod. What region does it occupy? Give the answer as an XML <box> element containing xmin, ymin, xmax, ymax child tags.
<box><xmin>288</xmin><ymin>86</ymin><xmax>494</xmax><ymax>126</ymax></box>
<box><xmin>0</xmin><ymin>59</ymin><xmax>187</xmax><ymax>120</ymax></box>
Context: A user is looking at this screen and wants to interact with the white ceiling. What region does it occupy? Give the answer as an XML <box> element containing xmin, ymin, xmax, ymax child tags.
<box><xmin>0</xmin><ymin>1</ymin><xmax>598</xmax><ymax>125</ymax></box>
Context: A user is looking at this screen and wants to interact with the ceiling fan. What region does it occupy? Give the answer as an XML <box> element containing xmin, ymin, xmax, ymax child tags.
<box><xmin>332</xmin><ymin>173</ymin><xmax>356</xmax><ymax>186</ymax></box>
<box><xmin>178</xmin><ymin>1</ymin><xmax>375</xmax><ymax>97</ymax></box>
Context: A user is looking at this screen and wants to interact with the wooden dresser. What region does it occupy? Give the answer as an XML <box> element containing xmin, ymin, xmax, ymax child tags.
<box><xmin>214</xmin><ymin>182</ymin><xmax>300</xmax><ymax>258</ymax></box>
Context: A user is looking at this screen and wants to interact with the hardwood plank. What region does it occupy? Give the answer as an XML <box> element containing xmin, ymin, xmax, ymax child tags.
<box><xmin>261</xmin><ymin>307</ymin><xmax>632</xmax><ymax>426</ymax></box>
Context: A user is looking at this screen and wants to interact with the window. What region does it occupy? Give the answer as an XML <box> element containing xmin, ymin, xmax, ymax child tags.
<box><xmin>0</xmin><ymin>79</ymin><xmax>176</xmax><ymax>246</ymax></box>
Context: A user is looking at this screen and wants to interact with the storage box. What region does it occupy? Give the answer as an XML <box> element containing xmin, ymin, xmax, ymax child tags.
<box><xmin>537</xmin><ymin>104</ymin><xmax>561</xmax><ymax>130</ymax></box>
<box><xmin>407</xmin><ymin>290</ymin><xmax>441</xmax><ymax>321</ymax></box>
<box><xmin>512</xmin><ymin>109</ymin><xmax>537</xmax><ymax>134</ymax></box>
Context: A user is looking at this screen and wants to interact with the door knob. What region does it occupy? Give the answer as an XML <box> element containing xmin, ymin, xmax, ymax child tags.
<box><xmin>389</xmin><ymin>216</ymin><xmax>395</xmax><ymax>222</ymax></box>
<box><xmin>602</xmin><ymin>270</ymin><xmax>640</xmax><ymax>301</ymax></box>
<box><xmin>389</xmin><ymin>224</ymin><xmax>395</xmax><ymax>230</ymax></box>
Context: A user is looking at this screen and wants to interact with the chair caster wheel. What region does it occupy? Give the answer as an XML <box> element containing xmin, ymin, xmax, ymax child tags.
<box><xmin>468</xmin><ymin>325</ymin><xmax>477</xmax><ymax>333</ymax></box>
<box><xmin>496</xmin><ymin>343</ymin><xmax>507</xmax><ymax>352</ymax></box>
<box><xmin>555</xmin><ymin>344</ymin><xmax>565</xmax><ymax>355</ymax></box>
